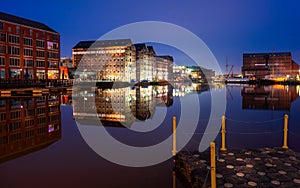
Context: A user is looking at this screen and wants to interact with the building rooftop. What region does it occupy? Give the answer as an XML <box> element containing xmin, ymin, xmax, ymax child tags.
<box><xmin>147</xmin><ymin>46</ymin><xmax>156</xmax><ymax>55</ymax></box>
<box><xmin>73</xmin><ymin>39</ymin><xmax>132</xmax><ymax>49</ymax></box>
<box><xmin>0</xmin><ymin>11</ymin><xmax>58</xmax><ymax>33</ymax></box>
<box><xmin>157</xmin><ymin>55</ymin><xmax>174</xmax><ymax>61</ymax></box>
<box><xmin>243</xmin><ymin>52</ymin><xmax>292</xmax><ymax>56</ymax></box>
<box><xmin>134</xmin><ymin>43</ymin><xmax>148</xmax><ymax>51</ymax></box>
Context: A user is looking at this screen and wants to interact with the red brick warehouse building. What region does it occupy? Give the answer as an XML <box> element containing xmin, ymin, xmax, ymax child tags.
<box><xmin>0</xmin><ymin>12</ymin><xmax>60</xmax><ymax>80</ymax></box>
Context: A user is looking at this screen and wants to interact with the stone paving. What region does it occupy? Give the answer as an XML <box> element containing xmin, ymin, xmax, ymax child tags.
<box><xmin>175</xmin><ymin>147</ymin><xmax>300</xmax><ymax>187</ymax></box>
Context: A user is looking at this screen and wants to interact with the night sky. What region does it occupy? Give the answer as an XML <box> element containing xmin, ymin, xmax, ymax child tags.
<box><xmin>1</xmin><ymin>0</ymin><xmax>300</xmax><ymax>74</ymax></box>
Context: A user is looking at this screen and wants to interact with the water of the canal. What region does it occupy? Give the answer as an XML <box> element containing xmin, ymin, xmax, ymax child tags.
<box><xmin>0</xmin><ymin>84</ymin><xmax>299</xmax><ymax>188</ymax></box>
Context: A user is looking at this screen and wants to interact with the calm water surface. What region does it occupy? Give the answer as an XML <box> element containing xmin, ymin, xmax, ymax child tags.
<box><xmin>0</xmin><ymin>84</ymin><xmax>299</xmax><ymax>188</ymax></box>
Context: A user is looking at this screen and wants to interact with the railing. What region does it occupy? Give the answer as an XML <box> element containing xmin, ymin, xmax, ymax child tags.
<box><xmin>172</xmin><ymin>114</ymin><xmax>293</xmax><ymax>188</ymax></box>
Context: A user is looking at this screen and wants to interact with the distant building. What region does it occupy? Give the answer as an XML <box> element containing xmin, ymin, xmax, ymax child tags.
<box><xmin>173</xmin><ymin>65</ymin><xmax>215</xmax><ymax>83</ymax></box>
<box><xmin>72</xmin><ymin>39</ymin><xmax>136</xmax><ymax>82</ymax></box>
<box><xmin>156</xmin><ymin>56</ymin><xmax>173</xmax><ymax>81</ymax></box>
<box><xmin>0</xmin><ymin>12</ymin><xmax>60</xmax><ymax>80</ymax></box>
<box><xmin>242</xmin><ymin>52</ymin><xmax>300</xmax><ymax>79</ymax></box>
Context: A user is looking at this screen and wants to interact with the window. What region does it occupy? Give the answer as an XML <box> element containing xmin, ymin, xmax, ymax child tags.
<box><xmin>23</xmin><ymin>38</ymin><xmax>33</xmax><ymax>46</ymax></box>
<box><xmin>52</xmin><ymin>34</ymin><xmax>58</xmax><ymax>41</ymax></box>
<box><xmin>25</xmin><ymin>119</ymin><xmax>34</xmax><ymax>127</ymax></box>
<box><xmin>0</xmin><ymin>112</ymin><xmax>6</xmax><ymax>121</ymax></box>
<box><xmin>9</xmin><ymin>46</ymin><xmax>20</xmax><ymax>55</ymax></box>
<box><xmin>24</xmin><ymin>59</ymin><xmax>34</xmax><ymax>67</ymax></box>
<box><xmin>24</xmin><ymin>48</ymin><xmax>33</xmax><ymax>56</ymax></box>
<box><xmin>10</xmin><ymin>122</ymin><xmax>21</xmax><ymax>131</ymax></box>
<box><xmin>10</xmin><ymin>110</ymin><xmax>21</xmax><ymax>120</ymax></box>
<box><xmin>25</xmin><ymin>129</ymin><xmax>35</xmax><ymax>138</ymax></box>
<box><xmin>0</xmin><ymin>33</ymin><xmax>6</xmax><ymax>42</ymax></box>
<box><xmin>36</xmin><ymin>40</ymin><xmax>45</xmax><ymax>48</ymax></box>
<box><xmin>29</xmin><ymin>29</ymin><xmax>32</xmax><ymax>37</ymax></box>
<box><xmin>36</xmin><ymin>107</ymin><xmax>46</xmax><ymax>115</ymax></box>
<box><xmin>9</xmin><ymin>58</ymin><xmax>20</xmax><ymax>66</ymax></box>
<box><xmin>10</xmin><ymin>133</ymin><xmax>21</xmax><ymax>142</ymax></box>
<box><xmin>0</xmin><ymin>45</ymin><xmax>6</xmax><ymax>54</ymax></box>
<box><xmin>0</xmin><ymin>22</ymin><xmax>3</xmax><ymax>30</ymax></box>
<box><xmin>16</xmin><ymin>26</ymin><xmax>20</xmax><ymax>34</ymax></box>
<box><xmin>0</xmin><ymin>57</ymin><xmax>5</xmax><ymax>65</ymax></box>
<box><xmin>25</xmin><ymin>109</ymin><xmax>35</xmax><ymax>117</ymax></box>
<box><xmin>47</xmin><ymin>42</ymin><xmax>58</xmax><ymax>50</ymax></box>
<box><xmin>36</xmin><ymin>60</ymin><xmax>45</xmax><ymax>67</ymax></box>
<box><xmin>37</xmin><ymin>117</ymin><xmax>46</xmax><ymax>124</ymax></box>
<box><xmin>48</xmin><ymin>61</ymin><xmax>58</xmax><ymax>68</ymax></box>
<box><xmin>48</xmin><ymin>52</ymin><xmax>58</xmax><ymax>59</ymax></box>
<box><xmin>8</xmin><ymin>35</ymin><xmax>20</xmax><ymax>44</ymax></box>
<box><xmin>36</xmin><ymin>50</ymin><xmax>44</xmax><ymax>57</ymax></box>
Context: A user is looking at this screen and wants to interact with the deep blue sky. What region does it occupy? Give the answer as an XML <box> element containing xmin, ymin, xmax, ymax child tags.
<box><xmin>1</xmin><ymin>0</ymin><xmax>300</xmax><ymax>73</ymax></box>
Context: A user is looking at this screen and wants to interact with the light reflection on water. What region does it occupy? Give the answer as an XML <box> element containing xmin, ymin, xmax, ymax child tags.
<box><xmin>0</xmin><ymin>84</ymin><xmax>299</xmax><ymax>187</ymax></box>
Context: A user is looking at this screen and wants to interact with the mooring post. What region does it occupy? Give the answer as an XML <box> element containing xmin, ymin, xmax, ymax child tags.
<box><xmin>282</xmin><ymin>114</ymin><xmax>289</xmax><ymax>149</ymax></box>
<box><xmin>220</xmin><ymin>115</ymin><xmax>227</xmax><ymax>151</ymax></box>
<box><xmin>172</xmin><ymin>170</ymin><xmax>176</xmax><ymax>188</ymax></box>
<box><xmin>210</xmin><ymin>142</ymin><xmax>217</xmax><ymax>188</ymax></box>
<box><xmin>172</xmin><ymin>116</ymin><xmax>177</xmax><ymax>156</ymax></box>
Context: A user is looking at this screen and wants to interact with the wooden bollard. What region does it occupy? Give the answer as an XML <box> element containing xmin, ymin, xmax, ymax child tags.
<box><xmin>220</xmin><ymin>115</ymin><xmax>227</xmax><ymax>151</ymax></box>
<box><xmin>282</xmin><ymin>114</ymin><xmax>289</xmax><ymax>149</ymax></box>
<box><xmin>210</xmin><ymin>142</ymin><xmax>217</xmax><ymax>188</ymax></box>
<box><xmin>172</xmin><ymin>116</ymin><xmax>177</xmax><ymax>156</ymax></box>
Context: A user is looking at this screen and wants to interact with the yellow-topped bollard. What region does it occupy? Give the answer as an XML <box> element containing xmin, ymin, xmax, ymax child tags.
<box><xmin>210</xmin><ymin>142</ymin><xmax>216</xmax><ymax>188</ymax></box>
<box><xmin>282</xmin><ymin>114</ymin><xmax>289</xmax><ymax>149</ymax></box>
<box><xmin>220</xmin><ymin>115</ymin><xmax>227</xmax><ymax>151</ymax></box>
<box><xmin>172</xmin><ymin>116</ymin><xmax>177</xmax><ymax>156</ymax></box>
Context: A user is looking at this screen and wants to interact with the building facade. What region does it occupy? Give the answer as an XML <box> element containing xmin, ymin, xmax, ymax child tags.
<box><xmin>156</xmin><ymin>56</ymin><xmax>174</xmax><ymax>81</ymax></box>
<box><xmin>0</xmin><ymin>12</ymin><xmax>60</xmax><ymax>80</ymax></box>
<box><xmin>135</xmin><ymin>44</ymin><xmax>156</xmax><ymax>82</ymax></box>
<box><xmin>242</xmin><ymin>52</ymin><xmax>300</xmax><ymax>79</ymax></box>
<box><xmin>72</xmin><ymin>39</ymin><xmax>136</xmax><ymax>82</ymax></box>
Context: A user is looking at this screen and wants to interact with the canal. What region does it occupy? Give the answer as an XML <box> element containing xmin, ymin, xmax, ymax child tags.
<box><xmin>0</xmin><ymin>84</ymin><xmax>299</xmax><ymax>188</ymax></box>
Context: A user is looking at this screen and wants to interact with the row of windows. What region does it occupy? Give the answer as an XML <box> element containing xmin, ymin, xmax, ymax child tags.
<box><xmin>0</xmin><ymin>34</ymin><xmax>59</xmax><ymax>49</ymax></box>
<box><xmin>0</xmin><ymin>22</ymin><xmax>59</xmax><ymax>41</ymax></box>
<box><xmin>0</xmin><ymin>57</ymin><xmax>59</xmax><ymax>68</ymax></box>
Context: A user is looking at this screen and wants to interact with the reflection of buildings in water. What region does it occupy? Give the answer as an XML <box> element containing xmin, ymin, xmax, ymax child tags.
<box><xmin>242</xmin><ymin>85</ymin><xmax>299</xmax><ymax>111</ymax></box>
<box><xmin>154</xmin><ymin>85</ymin><xmax>173</xmax><ymax>107</ymax></box>
<box><xmin>173</xmin><ymin>83</ymin><xmax>210</xmax><ymax>96</ymax></box>
<box><xmin>0</xmin><ymin>95</ymin><xmax>61</xmax><ymax>163</ymax></box>
<box><xmin>73</xmin><ymin>86</ymin><xmax>174</xmax><ymax>127</ymax></box>
<box><xmin>135</xmin><ymin>86</ymin><xmax>155</xmax><ymax>121</ymax></box>
<box><xmin>73</xmin><ymin>87</ymin><xmax>136</xmax><ymax>127</ymax></box>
